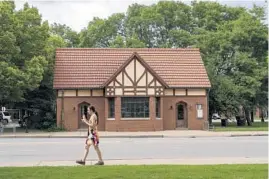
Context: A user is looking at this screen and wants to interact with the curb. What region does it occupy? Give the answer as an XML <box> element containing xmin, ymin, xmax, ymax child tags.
<box><xmin>0</xmin><ymin>135</ymin><xmax>164</xmax><ymax>139</ymax></box>
<box><xmin>0</xmin><ymin>134</ymin><xmax>267</xmax><ymax>139</ymax></box>
<box><xmin>230</xmin><ymin>134</ymin><xmax>268</xmax><ymax>137</ymax></box>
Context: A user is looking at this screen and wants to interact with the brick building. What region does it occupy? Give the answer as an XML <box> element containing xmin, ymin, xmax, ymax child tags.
<box><xmin>53</xmin><ymin>48</ymin><xmax>211</xmax><ymax>131</ymax></box>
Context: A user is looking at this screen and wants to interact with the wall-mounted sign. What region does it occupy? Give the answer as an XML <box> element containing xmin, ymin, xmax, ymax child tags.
<box><xmin>197</xmin><ymin>109</ymin><xmax>203</xmax><ymax>118</ymax></box>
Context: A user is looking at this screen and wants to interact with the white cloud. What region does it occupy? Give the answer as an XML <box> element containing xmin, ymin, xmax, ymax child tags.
<box><xmin>14</xmin><ymin>0</ymin><xmax>266</xmax><ymax>32</ymax></box>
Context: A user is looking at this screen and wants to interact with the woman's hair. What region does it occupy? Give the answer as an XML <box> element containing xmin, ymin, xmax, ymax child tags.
<box><xmin>89</xmin><ymin>106</ymin><xmax>95</xmax><ymax>112</ymax></box>
<box><xmin>89</xmin><ymin>106</ymin><xmax>99</xmax><ymax>125</ymax></box>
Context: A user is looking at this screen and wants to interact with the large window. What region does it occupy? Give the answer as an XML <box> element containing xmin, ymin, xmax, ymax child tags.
<box><xmin>108</xmin><ymin>98</ymin><xmax>115</xmax><ymax>118</ymax></box>
<box><xmin>156</xmin><ymin>97</ymin><xmax>160</xmax><ymax>118</ymax></box>
<box><xmin>121</xmin><ymin>97</ymin><xmax>149</xmax><ymax>118</ymax></box>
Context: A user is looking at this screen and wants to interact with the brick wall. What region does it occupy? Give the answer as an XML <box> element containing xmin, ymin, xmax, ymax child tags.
<box><xmin>56</xmin><ymin>95</ymin><xmax>208</xmax><ymax>131</ymax></box>
<box><xmin>105</xmin><ymin>96</ymin><xmax>163</xmax><ymax>131</ymax></box>
<box><xmin>163</xmin><ymin>96</ymin><xmax>208</xmax><ymax>130</ymax></box>
<box><xmin>56</xmin><ymin>97</ymin><xmax>105</xmax><ymax>131</ymax></box>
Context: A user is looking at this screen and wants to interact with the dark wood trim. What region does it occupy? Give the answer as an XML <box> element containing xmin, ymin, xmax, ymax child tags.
<box><xmin>134</xmin><ymin>58</ymin><xmax>136</xmax><ymax>83</ymax></box>
<box><xmin>76</xmin><ymin>90</ymin><xmax>78</xmax><ymax>96</ymax></box>
<box><xmin>113</xmin><ymin>86</ymin><xmax>148</xmax><ymax>89</ymax></box>
<box><xmin>59</xmin><ymin>96</ymin><xmax>105</xmax><ymax>98</ymax></box>
<box><xmin>102</xmin><ymin>53</ymin><xmax>136</xmax><ymax>87</ymax></box>
<box><xmin>110</xmin><ymin>94</ymin><xmax>165</xmax><ymax>97</ymax></box>
<box><xmin>136</xmin><ymin>70</ymin><xmax>146</xmax><ymax>85</ymax></box>
<box><xmin>173</xmin><ymin>89</ymin><xmax>175</xmax><ymax>96</ymax></box>
<box><xmin>148</xmin><ymin>79</ymin><xmax>154</xmax><ymax>87</ymax></box>
<box><xmin>122</xmin><ymin>67</ymin><xmax>124</xmax><ymax>95</ymax></box>
<box><xmin>90</xmin><ymin>89</ymin><xmax>93</xmax><ymax>96</ymax></box>
<box><xmin>101</xmin><ymin>52</ymin><xmax>169</xmax><ymax>88</ymax></box>
<box><xmin>136</xmin><ymin>91</ymin><xmax>147</xmax><ymax>93</ymax></box>
<box><xmin>134</xmin><ymin>58</ymin><xmax>137</xmax><ymax>96</ymax></box>
<box><xmin>124</xmin><ymin>90</ymin><xmax>136</xmax><ymax>93</ymax></box>
<box><xmin>115</xmin><ymin>79</ymin><xmax>122</xmax><ymax>86</ymax></box>
<box><xmin>124</xmin><ymin>70</ymin><xmax>134</xmax><ymax>85</ymax></box>
<box><xmin>186</xmin><ymin>89</ymin><xmax>188</xmax><ymax>96</ymax></box>
<box><xmin>54</xmin><ymin>87</ymin><xmax>211</xmax><ymax>90</ymax></box>
<box><xmin>146</xmin><ymin>71</ymin><xmax>148</xmax><ymax>95</ymax></box>
<box><xmin>154</xmin><ymin>80</ymin><xmax>157</xmax><ymax>96</ymax></box>
<box><xmin>134</xmin><ymin>53</ymin><xmax>168</xmax><ymax>88</ymax></box>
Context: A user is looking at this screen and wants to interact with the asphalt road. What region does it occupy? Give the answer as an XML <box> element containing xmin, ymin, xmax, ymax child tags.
<box><xmin>0</xmin><ymin>136</ymin><xmax>267</xmax><ymax>166</ymax></box>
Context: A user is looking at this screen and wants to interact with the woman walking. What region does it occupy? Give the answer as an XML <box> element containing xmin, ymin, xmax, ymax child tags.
<box><xmin>76</xmin><ymin>106</ymin><xmax>104</xmax><ymax>165</ymax></box>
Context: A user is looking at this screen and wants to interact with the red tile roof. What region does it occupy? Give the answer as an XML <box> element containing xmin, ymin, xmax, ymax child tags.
<box><xmin>53</xmin><ymin>48</ymin><xmax>211</xmax><ymax>89</ymax></box>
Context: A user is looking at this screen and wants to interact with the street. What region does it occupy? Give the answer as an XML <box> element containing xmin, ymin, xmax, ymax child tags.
<box><xmin>0</xmin><ymin>136</ymin><xmax>267</xmax><ymax>166</ymax></box>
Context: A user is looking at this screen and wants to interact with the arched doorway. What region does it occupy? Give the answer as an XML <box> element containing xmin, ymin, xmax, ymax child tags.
<box><xmin>176</xmin><ymin>102</ymin><xmax>188</xmax><ymax>128</ymax></box>
<box><xmin>78</xmin><ymin>102</ymin><xmax>90</xmax><ymax>129</ymax></box>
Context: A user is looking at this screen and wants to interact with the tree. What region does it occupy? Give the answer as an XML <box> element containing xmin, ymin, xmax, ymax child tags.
<box><xmin>79</xmin><ymin>13</ymin><xmax>125</xmax><ymax>47</ymax></box>
<box><xmin>1</xmin><ymin>1</ymin><xmax>268</xmax><ymax>129</ymax></box>
<box><xmin>50</xmin><ymin>23</ymin><xmax>79</xmax><ymax>47</ymax></box>
<box><xmin>0</xmin><ymin>2</ymin><xmax>48</xmax><ymax>105</ymax></box>
<box><xmin>195</xmin><ymin>5</ymin><xmax>267</xmax><ymax>125</ymax></box>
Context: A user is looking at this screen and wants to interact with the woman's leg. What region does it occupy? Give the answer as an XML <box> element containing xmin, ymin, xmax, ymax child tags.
<box><xmin>83</xmin><ymin>139</ymin><xmax>93</xmax><ymax>161</ymax></box>
<box><xmin>94</xmin><ymin>145</ymin><xmax>103</xmax><ymax>162</ymax></box>
<box><xmin>76</xmin><ymin>140</ymin><xmax>92</xmax><ymax>165</ymax></box>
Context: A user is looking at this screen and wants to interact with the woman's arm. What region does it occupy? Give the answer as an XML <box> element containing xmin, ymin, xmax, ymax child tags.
<box><xmin>82</xmin><ymin>118</ymin><xmax>94</xmax><ymax>127</ymax></box>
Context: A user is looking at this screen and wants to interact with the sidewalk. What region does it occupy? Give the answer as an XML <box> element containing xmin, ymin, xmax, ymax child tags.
<box><xmin>0</xmin><ymin>130</ymin><xmax>267</xmax><ymax>138</ymax></box>
<box><xmin>1</xmin><ymin>157</ymin><xmax>267</xmax><ymax>167</ymax></box>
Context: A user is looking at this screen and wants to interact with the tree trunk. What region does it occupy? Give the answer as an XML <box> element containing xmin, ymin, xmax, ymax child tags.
<box><xmin>209</xmin><ymin>114</ymin><xmax>213</xmax><ymax>126</ymax></box>
<box><xmin>251</xmin><ymin>111</ymin><xmax>254</xmax><ymax>123</ymax></box>
<box><xmin>261</xmin><ymin>110</ymin><xmax>265</xmax><ymax>122</ymax></box>
<box><xmin>245</xmin><ymin>109</ymin><xmax>252</xmax><ymax>126</ymax></box>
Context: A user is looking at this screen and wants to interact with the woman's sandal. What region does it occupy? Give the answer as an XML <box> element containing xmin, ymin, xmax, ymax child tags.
<box><xmin>76</xmin><ymin>160</ymin><xmax>85</xmax><ymax>165</ymax></box>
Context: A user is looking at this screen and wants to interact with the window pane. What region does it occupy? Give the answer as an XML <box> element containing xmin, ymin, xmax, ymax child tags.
<box><xmin>156</xmin><ymin>97</ymin><xmax>160</xmax><ymax>118</ymax></box>
<box><xmin>121</xmin><ymin>97</ymin><xmax>149</xmax><ymax>118</ymax></box>
<box><xmin>108</xmin><ymin>98</ymin><xmax>115</xmax><ymax>118</ymax></box>
<box><xmin>177</xmin><ymin>105</ymin><xmax>184</xmax><ymax>120</ymax></box>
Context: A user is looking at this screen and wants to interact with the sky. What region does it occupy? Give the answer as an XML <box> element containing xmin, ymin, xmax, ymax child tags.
<box><xmin>14</xmin><ymin>0</ymin><xmax>267</xmax><ymax>32</ymax></box>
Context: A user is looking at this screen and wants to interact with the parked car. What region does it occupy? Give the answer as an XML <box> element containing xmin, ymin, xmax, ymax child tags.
<box><xmin>212</xmin><ymin>113</ymin><xmax>221</xmax><ymax>120</ymax></box>
<box><xmin>0</xmin><ymin>111</ymin><xmax>12</xmax><ymax>125</ymax></box>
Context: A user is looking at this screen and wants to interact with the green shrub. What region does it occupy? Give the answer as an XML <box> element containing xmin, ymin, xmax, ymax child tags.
<box><xmin>46</xmin><ymin>124</ymin><xmax>66</xmax><ymax>132</ymax></box>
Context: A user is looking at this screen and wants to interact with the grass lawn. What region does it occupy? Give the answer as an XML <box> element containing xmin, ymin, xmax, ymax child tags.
<box><xmin>213</xmin><ymin>121</ymin><xmax>268</xmax><ymax>131</ymax></box>
<box><xmin>0</xmin><ymin>164</ymin><xmax>267</xmax><ymax>179</ymax></box>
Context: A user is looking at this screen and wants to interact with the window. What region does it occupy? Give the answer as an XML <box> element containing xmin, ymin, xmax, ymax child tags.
<box><xmin>196</xmin><ymin>104</ymin><xmax>203</xmax><ymax>119</ymax></box>
<box><xmin>177</xmin><ymin>104</ymin><xmax>184</xmax><ymax>120</ymax></box>
<box><xmin>80</xmin><ymin>104</ymin><xmax>90</xmax><ymax>119</ymax></box>
<box><xmin>108</xmin><ymin>98</ymin><xmax>115</xmax><ymax>118</ymax></box>
<box><xmin>156</xmin><ymin>97</ymin><xmax>160</xmax><ymax>118</ymax></box>
<box><xmin>121</xmin><ymin>97</ymin><xmax>149</xmax><ymax>118</ymax></box>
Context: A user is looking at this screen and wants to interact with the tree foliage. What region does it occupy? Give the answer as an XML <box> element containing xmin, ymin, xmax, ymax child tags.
<box><xmin>0</xmin><ymin>2</ymin><xmax>49</xmax><ymax>104</ymax></box>
<box><xmin>0</xmin><ymin>1</ymin><xmax>267</xmax><ymax>127</ymax></box>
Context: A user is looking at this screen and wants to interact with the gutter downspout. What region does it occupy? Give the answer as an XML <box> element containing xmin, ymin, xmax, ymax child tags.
<box><xmin>60</xmin><ymin>90</ymin><xmax>64</xmax><ymax>128</ymax></box>
<box><xmin>207</xmin><ymin>88</ymin><xmax>212</xmax><ymax>128</ymax></box>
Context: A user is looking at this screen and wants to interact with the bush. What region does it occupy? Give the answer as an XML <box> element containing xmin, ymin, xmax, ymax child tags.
<box><xmin>46</xmin><ymin>124</ymin><xmax>66</xmax><ymax>132</ymax></box>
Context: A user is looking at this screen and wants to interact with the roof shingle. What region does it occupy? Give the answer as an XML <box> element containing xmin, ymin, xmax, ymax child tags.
<box><xmin>53</xmin><ymin>48</ymin><xmax>211</xmax><ymax>89</ymax></box>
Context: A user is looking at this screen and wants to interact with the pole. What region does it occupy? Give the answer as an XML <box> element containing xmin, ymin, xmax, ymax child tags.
<box><xmin>60</xmin><ymin>90</ymin><xmax>64</xmax><ymax>128</ymax></box>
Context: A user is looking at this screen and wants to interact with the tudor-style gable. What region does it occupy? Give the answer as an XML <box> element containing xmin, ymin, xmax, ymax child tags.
<box><xmin>105</xmin><ymin>53</ymin><xmax>167</xmax><ymax>96</ymax></box>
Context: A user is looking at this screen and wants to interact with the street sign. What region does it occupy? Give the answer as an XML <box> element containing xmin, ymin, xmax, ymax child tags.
<box><xmin>1</xmin><ymin>107</ymin><xmax>6</xmax><ymax>111</ymax></box>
